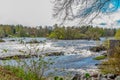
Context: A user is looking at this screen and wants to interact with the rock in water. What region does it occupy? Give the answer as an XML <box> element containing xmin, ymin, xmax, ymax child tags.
<box><xmin>72</xmin><ymin>74</ymin><xmax>81</xmax><ymax>80</ymax></box>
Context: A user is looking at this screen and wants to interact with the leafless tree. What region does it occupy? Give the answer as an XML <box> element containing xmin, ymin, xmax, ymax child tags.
<box><xmin>52</xmin><ymin>0</ymin><xmax>120</xmax><ymax>24</ymax></box>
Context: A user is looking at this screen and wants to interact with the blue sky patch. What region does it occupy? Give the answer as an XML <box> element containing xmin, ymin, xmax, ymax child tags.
<box><xmin>99</xmin><ymin>23</ymin><xmax>107</xmax><ymax>25</ymax></box>
<box><xmin>116</xmin><ymin>20</ymin><xmax>120</xmax><ymax>25</ymax></box>
<box><xmin>80</xmin><ymin>0</ymin><xmax>120</xmax><ymax>17</ymax></box>
<box><xmin>100</xmin><ymin>0</ymin><xmax>120</xmax><ymax>13</ymax></box>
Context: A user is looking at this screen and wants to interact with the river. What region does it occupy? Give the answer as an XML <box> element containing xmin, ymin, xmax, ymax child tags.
<box><xmin>0</xmin><ymin>37</ymin><xmax>106</xmax><ymax>76</ymax></box>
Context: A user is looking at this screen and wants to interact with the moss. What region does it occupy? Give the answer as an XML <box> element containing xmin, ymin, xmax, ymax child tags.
<box><xmin>93</xmin><ymin>55</ymin><xmax>107</xmax><ymax>60</ymax></box>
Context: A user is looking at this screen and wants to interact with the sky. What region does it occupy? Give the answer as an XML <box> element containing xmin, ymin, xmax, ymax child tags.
<box><xmin>0</xmin><ymin>0</ymin><xmax>120</xmax><ymax>28</ymax></box>
<box><xmin>0</xmin><ymin>0</ymin><xmax>56</xmax><ymax>27</ymax></box>
<box><xmin>92</xmin><ymin>0</ymin><xmax>120</xmax><ymax>28</ymax></box>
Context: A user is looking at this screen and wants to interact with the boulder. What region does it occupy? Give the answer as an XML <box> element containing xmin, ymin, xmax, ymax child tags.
<box><xmin>107</xmin><ymin>74</ymin><xmax>117</xmax><ymax>79</ymax></box>
<box><xmin>90</xmin><ymin>46</ymin><xmax>107</xmax><ymax>52</ymax></box>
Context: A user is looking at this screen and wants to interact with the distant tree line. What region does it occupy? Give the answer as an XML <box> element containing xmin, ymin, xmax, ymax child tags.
<box><xmin>49</xmin><ymin>24</ymin><xmax>116</xmax><ymax>40</ymax></box>
<box><xmin>0</xmin><ymin>24</ymin><xmax>116</xmax><ymax>40</ymax></box>
<box><xmin>0</xmin><ymin>24</ymin><xmax>52</xmax><ymax>38</ymax></box>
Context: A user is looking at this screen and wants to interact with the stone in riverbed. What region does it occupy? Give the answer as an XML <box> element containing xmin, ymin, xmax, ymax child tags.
<box><xmin>90</xmin><ymin>46</ymin><xmax>107</xmax><ymax>52</ymax></box>
<box><xmin>107</xmin><ymin>74</ymin><xmax>117</xmax><ymax>79</ymax></box>
<box><xmin>9</xmin><ymin>39</ymin><xmax>15</xmax><ymax>42</ymax></box>
<box><xmin>0</xmin><ymin>39</ymin><xmax>5</xmax><ymax>42</ymax></box>
<box><xmin>72</xmin><ymin>73</ymin><xmax>120</xmax><ymax>80</ymax></box>
<box><xmin>26</xmin><ymin>39</ymin><xmax>40</xmax><ymax>43</ymax></box>
<box><xmin>45</xmin><ymin>52</ymin><xmax>64</xmax><ymax>56</ymax></box>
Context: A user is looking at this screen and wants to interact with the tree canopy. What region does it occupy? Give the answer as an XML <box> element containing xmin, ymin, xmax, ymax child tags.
<box><xmin>0</xmin><ymin>24</ymin><xmax>116</xmax><ymax>40</ymax></box>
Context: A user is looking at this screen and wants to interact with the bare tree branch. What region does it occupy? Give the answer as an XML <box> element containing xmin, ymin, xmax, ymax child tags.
<box><xmin>52</xmin><ymin>0</ymin><xmax>120</xmax><ymax>24</ymax></box>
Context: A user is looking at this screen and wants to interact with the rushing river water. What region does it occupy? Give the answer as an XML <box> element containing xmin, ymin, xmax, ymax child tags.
<box><xmin>0</xmin><ymin>37</ymin><xmax>106</xmax><ymax>76</ymax></box>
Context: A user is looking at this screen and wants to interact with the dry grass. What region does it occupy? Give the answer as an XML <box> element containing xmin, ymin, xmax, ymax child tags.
<box><xmin>0</xmin><ymin>66</ymin><xmax>22</xmax><ymax>80</ymax></box>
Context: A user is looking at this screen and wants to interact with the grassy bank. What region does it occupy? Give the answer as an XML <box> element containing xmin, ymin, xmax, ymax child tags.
<box><xmin>0</xmin><ymin>66</ymin><xmax>47</xmax><ymax>80</ymax></box>
<box><xmin>0</xmin><ymin>65</ymin><xmax>72</xmax><ymax>80</ymax></box>
<box><xmin>0</xmin><ymin>66</ymin><xmax>22</xmax><ymax>80</ymax></box>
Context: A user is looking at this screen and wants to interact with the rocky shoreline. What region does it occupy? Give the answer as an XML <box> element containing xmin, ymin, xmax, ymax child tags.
<box><xmin>0</xmin><ymin>52</ymin><xmax>64</xmax><ymax>60</ymax></box>
<box><xmin>72</xmin><ymin>73</ymin><xmax>120</xmax><ymax>80</ymax></box>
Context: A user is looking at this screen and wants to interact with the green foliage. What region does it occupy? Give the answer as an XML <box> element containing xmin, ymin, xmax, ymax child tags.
<box><xmin>85</xmin><ymin>73</ymin><xmax>90</xmax><ymax>78</ymax></box>
<box><xmin>49</xmin><ymin>32</ymin><xmax>58</xmax><ymax>39</ymax></box>
<box><xmin>0</xmin><ymin>24</ymin><xmax>116</xmax><ymax>39</ymax></box>
<box><xmin>49</xmin><ymin>26</ymin><xmax>85</xmax><ymax>40</ymax></box>
<box><xmin>49</xmin><ymin>25</ymin><xmax>114</xmax><ymax>40</ymax></box>
<box><xmin>54</xmin><ymin>76</ymin><xmax>64</xmax><ymax>80</ymax></box>
<box><xmin>1</xmin><ymin>41</ymin><xmax>53</xmax><ymax>80</ymax></box>
<box><xmin>0</xmin><ymin>66</ymin><xmax>22</xmax><ymax>80</ymax></box>
<box><xmin>16</xmin><ymin>42</ymin><xmax>53</xmax><ymax>80</ymax></box>
<box><xmin>100</xmin><ymin>46</ymin><xmax>120</xmax><ymax>74</ymax></box>
<box><xmin>93</xmin><ymin>55</ymin><xmax>107</xmax><ymax>60</ymax></box>
<box><xmin>0</xmin><ymin>24</ymin><xmax>51</xmax><ymax>38</ymax></box>
<box><xmin>115</xmin><ymin>29</ymin><xmax>120</xmax><ymax>39</ymax></box>
<box><xmin>85</xmin><ymin>27</ymin><xmax>103</xmax><ymax>40</ymax></box>
<box><xmin>4</xmin><ymin>66</ymin><xmax>40</xmax><ymax>80</ymax></box>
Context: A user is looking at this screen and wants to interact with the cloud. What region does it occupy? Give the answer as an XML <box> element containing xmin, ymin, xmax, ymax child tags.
<box><xmin>109</xmin><ymin>3</ymin><xmax>114</xmax><ymax>9</ymax></box>
<box><xmin>0</xmin><ymin>0</ymin><xmax>56</xmax><ymax>26</ymax></box>
<box><xmin>92</xmin><ymin>9</ymin><xmax>120</xmax><ymax>28</ymax></box>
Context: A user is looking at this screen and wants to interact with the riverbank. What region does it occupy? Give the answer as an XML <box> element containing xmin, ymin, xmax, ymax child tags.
<box><xmin>0</xmin><ymin>66</ymin><xmax>22</xmax><ymax>80</ymax></box>
<box><xmin>1</xmin><ymin>64</ymin><xmax>120</xmax><ymax>80</ymax></box>
<box><xmin>72</xmin><ymin>73</ymin><xmax>120</xmax><ymax>80</ymax></box>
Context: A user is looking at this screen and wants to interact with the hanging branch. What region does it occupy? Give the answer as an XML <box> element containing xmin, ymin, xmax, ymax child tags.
<box><xmin>52</xmin><ymin>0</ymin><xmax>120</xmax><ymax>24</ymax></box>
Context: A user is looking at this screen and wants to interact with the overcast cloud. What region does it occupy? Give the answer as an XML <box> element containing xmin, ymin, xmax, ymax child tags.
<box><xmin>0</xmin><ymin>0</ymin><xmax>56</xmax><ymax>26</ymax></box>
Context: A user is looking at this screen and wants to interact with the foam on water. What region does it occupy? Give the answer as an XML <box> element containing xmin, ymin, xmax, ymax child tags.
<box><xmin>0</xmin><ymin>38</ymin><xmax>105</xmax><ymax>76</ymax></box>
<box><xmin>0</xmin><ymin>38</ymin><xmax>100</xmax><ymax>57</ymax></box>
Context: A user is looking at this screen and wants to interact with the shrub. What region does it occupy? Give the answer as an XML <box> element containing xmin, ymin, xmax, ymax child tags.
<box><xmin>4</xmin><ymin>66</ymin><xmax>41</xmax><ymax>80</ymax></box>
<box><xmin>17</xmin><ymin>43</ymin><xmax>53</xmax><ymax>80</ymax></box>
<box><xmin>54</xmin><ymin>76</ymin><xmax>64</xmax><ymax>80</ymax></box>
<box><xmin>0</xmin><ymin>66</ymin><xmax>22</xmax><ymax>80</ymax></box>
<box><xmin>2</xmin><ymin>41</ymin><xmax>53</xmax><ymax>80</ymax></box>
<box><xmin>99</xmin><ymin>46</ymin><xmax>120</xmax><ymax>74</ymax></box>
<box><xmin>85</xmin><ymin>73</ymin><xmax>90</xmax><ymax>78</ymax></box>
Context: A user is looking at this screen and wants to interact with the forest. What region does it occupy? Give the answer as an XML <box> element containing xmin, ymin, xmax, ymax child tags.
<box><xmin>0</xmin><ymin>24</ymin><xmax>116</xmax><ymax>40</ymax></box>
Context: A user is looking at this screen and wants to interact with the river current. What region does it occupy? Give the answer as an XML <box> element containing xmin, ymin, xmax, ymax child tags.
<box><xmin>0</xmin><ymin>37</ymin><xmax>106</xmax><ymax>76</ymax></box>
